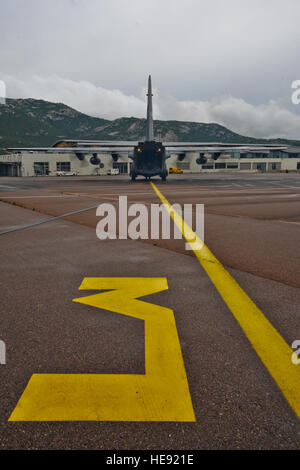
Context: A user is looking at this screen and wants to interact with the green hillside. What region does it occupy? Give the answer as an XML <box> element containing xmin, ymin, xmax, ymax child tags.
<box><xmin>0</xmin><ymin>97</ymin><xmax>299</xmax><ymax>149</ymax></box>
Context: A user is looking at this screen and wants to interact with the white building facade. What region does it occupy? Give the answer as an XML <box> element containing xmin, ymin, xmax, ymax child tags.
<box><xmin>1</xmin><ymin>150</ymin><xmax>300</xmax><ymax>177</ymax></box>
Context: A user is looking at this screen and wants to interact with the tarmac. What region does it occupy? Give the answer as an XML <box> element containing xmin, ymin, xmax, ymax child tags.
<box><xmin>0</xmin><ymin>172</ymin><xmax>299</xmax><ymax>449</ymax></box>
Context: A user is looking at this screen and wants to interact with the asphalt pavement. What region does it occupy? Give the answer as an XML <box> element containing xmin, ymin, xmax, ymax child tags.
<box><xmin>0</xmin><ymin>173</ymin><xmax>299</xmax><ymax>449</ymax></box>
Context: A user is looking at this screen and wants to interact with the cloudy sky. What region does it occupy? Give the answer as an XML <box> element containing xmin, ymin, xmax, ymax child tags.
<box><xmin>1</xmin><ymin>0</ymin><xmax>300</xmax><ymax>138</ymax></box>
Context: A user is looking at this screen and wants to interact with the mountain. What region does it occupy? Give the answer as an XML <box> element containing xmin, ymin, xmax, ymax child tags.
<box><xmin>0</xmin><ymin>97</ymin><xmax>299</xmax><ymax>150</ymax></box>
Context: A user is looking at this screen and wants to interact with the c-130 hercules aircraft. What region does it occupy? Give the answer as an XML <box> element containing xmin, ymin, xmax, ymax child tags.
<box><xmin>8</xmin><ymin>75</ymin><xmax>289</xmax><ymax>181</ymax></box>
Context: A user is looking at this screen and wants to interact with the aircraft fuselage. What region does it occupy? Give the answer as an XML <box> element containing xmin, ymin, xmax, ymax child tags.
<box><xmin>130</xmin><ymin>141</ymin><xmax>167</xmax><ymax>180</ymax></box>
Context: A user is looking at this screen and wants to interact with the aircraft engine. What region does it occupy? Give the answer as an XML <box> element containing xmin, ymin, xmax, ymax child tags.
<box><xmin>90</xmin><ymin>153</ymin><xmax>101</xmax><ymax>165</ymax></box>
<box><xmin>196</xmin><ymin>154</ymin><xmax>207</xmax><ymax>165</ymax></box>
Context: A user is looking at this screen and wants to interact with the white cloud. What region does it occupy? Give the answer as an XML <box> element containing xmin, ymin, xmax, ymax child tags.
<box><xmin>2</xmin><ymin>73</ymin><xmax>300</xmax><ymax>140</ymax></box>
<box><xmin>156</xmin><ymin>94</ymin><xmax>300</xmax><ymax>140</ymax></box>
<box><xmin>2</xmin><ymin>74</ymin><xmax>146</xmax><ymax>120</ymax></box>
<box><xmin>1</xmin><ymin>0</ymin><xmax>300</xmax><ymax>104</ymax></box>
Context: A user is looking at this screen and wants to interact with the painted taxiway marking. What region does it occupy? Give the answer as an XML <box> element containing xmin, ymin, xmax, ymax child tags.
<box><xmin>9</xmin><ymin>278</ymin><xmax>195</xmax><ymax>422</ymax></box>
<box><xmin>151</xmin><ymin>182</ymin><xmax>300</xmax><ymax>418</ymax></box>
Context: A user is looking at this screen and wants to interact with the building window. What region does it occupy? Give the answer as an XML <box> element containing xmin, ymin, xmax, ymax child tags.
<box><xmin>201</xmin><ymin>165</ymin><xmax>213</xmax><ymax>169</ymax></box>
<box><xmin>227</xmin><ymin>164</ymin><xmax>238</xmax><ymax>169</ymax></box>
<box><xmin>113</xmin><ymin>162</ymin><xmax>128</xmax><ymax>174</ymax></box>
<box><xmin>56</xmin><ymin>162</ymin><xmax>71</xmax><ymax>172</ymax></box>
<box><xmin>253</xmin><ymin>162</ymin><xmax>266</xmax><ymax>171</ymax></box>
<box><xmin>268</xmin><ymin>162</ymin><xmax>281</xmax><ymax>171</ymax></box>
<box><xmin>215</xmin><ymin>163</ymin><xmax>226</xmax><ymax>169</ymax></box>
<box><xmin>297</xmin><ymin>163</ymin><xmax>300</xmax><ymax>170</ymax></box>
<box><xmin>34</xmin><ymin>162</ymin><xmax>49</xmax><ymax>175</ymax></box>
<box><xmin>240</xmin><ymin>162</ymin><xmax>252</xmax><ymax>170</ymax></box>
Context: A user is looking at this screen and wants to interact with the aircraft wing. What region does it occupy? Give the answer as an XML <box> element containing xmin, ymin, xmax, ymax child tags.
<box><xmin>7</xmin><ymin>140</ymin><xmax>289</xmax><ymax>158</ymax></box>
<box><xmin>7</xmin><ymin>144</ymin><xmax>136</xmax><ymax>154</ymax></box>
<box><xmin>7</xmin><ymin>139</ymin><xmax>138</xmax><ymax>154</ymax></box>
<box><xmin>60</xmin><ymin>140</ymin><xmax>138</xmax><ymax>146</ymax></box>
<box><xmin>163</xmin><ymin>142</ymin><xmax>289</xmax><ymax>154</ymax></box>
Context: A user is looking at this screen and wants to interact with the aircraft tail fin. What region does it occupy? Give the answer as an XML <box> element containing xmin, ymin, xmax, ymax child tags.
<box><xmin>146</xmin><ymin>75</ymin><xmax>154</xmax><ymax>141</ymax></box>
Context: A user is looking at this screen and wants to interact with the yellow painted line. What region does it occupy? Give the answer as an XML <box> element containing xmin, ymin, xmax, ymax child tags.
<box><xmin>9</xmin><ymin>278</ymin><xmax>195</xmax><ymax>421</ymax></box>
<box><xmin>151</xmin><ymin>181</ymin><xmax>300</xmax><ymax>418</ymax></box>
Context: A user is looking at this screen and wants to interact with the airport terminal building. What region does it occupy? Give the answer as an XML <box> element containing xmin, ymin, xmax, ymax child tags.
<box><xmin>1</xmin><ymin>145</ymin><xmax>300</xmax><ymax>177</ymax></box>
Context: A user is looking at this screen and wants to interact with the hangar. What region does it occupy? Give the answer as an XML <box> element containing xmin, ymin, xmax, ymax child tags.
<box><xmin>0</xmin><ymin>154</ymin><xmax>21</xmax><ymax>176</ymax></box>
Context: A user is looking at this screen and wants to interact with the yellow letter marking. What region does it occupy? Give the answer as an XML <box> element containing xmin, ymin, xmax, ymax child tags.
<box><xmin>9</xmin><ymin>278</ymin><xmax>195</xmax><ymax>421</ymax></box>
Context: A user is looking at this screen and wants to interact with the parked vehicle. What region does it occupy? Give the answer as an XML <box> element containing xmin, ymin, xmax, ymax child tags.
<box><xmin>169</xmin><ymin>166</ymin><xmax>183</xmax><ymax>174</ymax></box>
<box><xmin>56</xmin><ymin>171</ymin><xmax>77</xmax><ymax>176</ymax></box>
<box><xmin>107</xmin><ymin>168</ymin><xmax>119</xmax><ymax>175</ymax></box>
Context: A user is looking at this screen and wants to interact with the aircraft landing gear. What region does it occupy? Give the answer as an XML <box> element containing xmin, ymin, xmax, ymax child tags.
<box><xmin>130</xmin><ymin>169</ymin><xmax>137</xmax><ymax>181</ymax></box>
<box><xmin>161</xmin><ymin>170</ymin><xmax>168</xmax><ymax>182</ymax></box>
